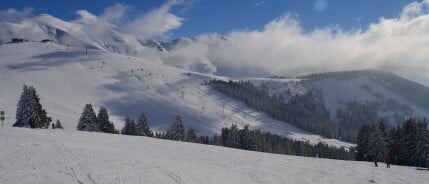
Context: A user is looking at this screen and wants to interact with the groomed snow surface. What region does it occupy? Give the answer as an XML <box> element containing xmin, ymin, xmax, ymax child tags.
<box><xmin>0</xmin><ymin>127</ymin><xmax>427</xmax><ymax>184</ymax></box>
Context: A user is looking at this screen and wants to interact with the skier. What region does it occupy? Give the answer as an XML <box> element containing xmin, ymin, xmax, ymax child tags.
<box><xmin>52</xmin><ymin>123</ymin><xmax>55</xmax><ymax>129</ymax></box>
<box><xmin>372</xmin><ymin>156</ymin><xmax>378</xmax><ymax>167</ymax></box>
<box><xmin>385</xmin><ymin>156</ymin><xmax>391</xmax><ymax>168</ymax></box>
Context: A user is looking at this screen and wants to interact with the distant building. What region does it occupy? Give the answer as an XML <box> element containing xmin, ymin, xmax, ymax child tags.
<box><xmin>10</xmin><ymin>38</ymin><xmax>29</xmax><ymax>43</ymax></box>
<box><xmin>40</xmin><ymin>39</ymin><xmax>53</xmax><ymax>43</ymax></box>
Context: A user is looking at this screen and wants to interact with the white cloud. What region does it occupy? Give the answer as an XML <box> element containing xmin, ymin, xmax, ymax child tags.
<box><xmin>254</xmin><ymin>1</ymin><xmax>265</xmax><ymax>7</ymax></box>
<box><xmin>121</xmin><ymin>0</ymin><xmax>185</xmax><ymax>38</ymax></box>
<box><xmin>75</xmin><ymin>10</ymin><xmax>98</xmax><ymax>24</ymax></box>
<box><xmin>75</xmin><ymin>3</ymin><xmax>128</xmax><ymax>26</ymax></box>
<box><xmin>74</xmin><ymin>1</ymin><xmax>185</xmax><ymax>38</ymax></box>
<box><xmin>0</xmin><ymin>7</ymin><xmax>33</xmax><ymax>22</ymax></box>
<box><xmin>159</xmin><ymin>1</ymin><xmax>429</xmax><ymax>84</ymax></box>
<box><xmin>313</xmin><ymin>0</ymin><xmax>328</xmax><ymax>12</ymax></box>
<box><xmin>100</xmin><ymin>3</ymin><xmax>128</xmax><ymax>26</ymax></box>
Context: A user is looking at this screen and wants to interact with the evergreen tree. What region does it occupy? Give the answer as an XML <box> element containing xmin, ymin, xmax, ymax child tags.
<box><xmin>13</xmin><ymin>85</ymin><xmax>51</xmax><ymax>128</ymax></box>
<box><xmin>29</xmin><ymin>87</ymin><xmax>51</xmax><ymax>128</ymax></box>
<box><xmin>239</xmin><ymin>125</ymin><xmax>253</xmax><ymax>150</ymax></box>
<box><xmin>55</xmin><ymin>119</ymin><xmax>64</xmax><ymax>129</ymax></box>
<box><xmin>136</xmin><ymin>112</ymin><xmax>153</xmax><ymax>136</ymax></box>
<box><xmin>166</xmin><ymin>115</ymin><xmax>185</xmax><ymax>141</ymax></box>
<box><xmin>388</xmin><ymin>126</ymin><xmax>402</xmax><ymax>164</ymax></box>
<box><xmin>14</xmin><ymin>85</ymin><xmax>31</xmax><ymax>127</ymax></box>
<box><xmin>400</xmin><ymin>118</ymin><xmax>418</xmax><ymax>164</ymax></box>
<box><xmin>356</xmin><ymin>125</ymin><xmax>371</xmax><ymax>160</ymax></box>
<box><xmin>121</xmin><ymin>117</ymin><xmax>137</xmax><ymax>135</ymax></box>
<box><xmin>96</xmin><ymin>106</ymin><xmax>115</xmax><ymax>133</ymax></box>
<box><xmin>367</xmin><ymin>126</ymin><xmax>389</xmax><ymax>161</ymax></box>
<box><xmin>222</xmin><ymin>124</ymin><xmax>240</xmax><ymax>148</ymax></box>
<box><xmin>77</xmin><ymin>104</ymin><xmax>97</xmax><ymax>131</ymax></box>
<box><xmin>408</xmin><ymin>120</ymin><xmax>429</xmax><ymax>166</ymax></box>
<box><xmin>186</xmin><ymin>126</ymin><xmax>197</xmax><ymax>142</ymax></box>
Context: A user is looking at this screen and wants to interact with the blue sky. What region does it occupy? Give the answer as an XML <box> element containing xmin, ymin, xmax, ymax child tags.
<box><xmin>0</xmin><ymin>0</ymin><xmax>416</xmax><ymax>38</ymax></box>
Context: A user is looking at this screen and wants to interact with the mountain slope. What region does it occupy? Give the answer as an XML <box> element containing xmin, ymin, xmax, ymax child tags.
<box><xmin>0</xmin><ymin>127</ymin><xmax>427</xmax><ymax>184</ymax></box>
<box><xmin>251</xmin><ymin>70</ymin><xmax>429</xmax><ymax>125</ymax></box>
<box><xmin>0</xmin><ymin>42</ymin><xmax>353</xmax><ymax>148</ymax></box>
<box><xmin>0</xmin><ymin>14</ymin><xmax>164</xmax><ymax>56</ymax></box>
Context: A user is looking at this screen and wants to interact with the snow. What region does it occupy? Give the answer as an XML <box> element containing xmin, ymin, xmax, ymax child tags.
<box><xmin>0</xmin><ymin>127</ymin><xmax>427</xmax><ymax>184</ymax></box>
<box><xmin>254</xmin><ymin>75</ymin><xmax>429</xmax><ymax>123</ymax></box>
<box><xmin>0</xmin><ymin>42</ymin><xmax>353</xmax><ymax>148</ymax></box>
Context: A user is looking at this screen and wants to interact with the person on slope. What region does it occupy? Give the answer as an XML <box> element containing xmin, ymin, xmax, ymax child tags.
<box><xmin>385</xmin><ymin>156</ymin><xmax>392</xmax><ymax>168</ymax></box>
<box><xmin>372</xmin><ymin>156</ymin><xmax>378</xmax><ymax>167</ymax></box>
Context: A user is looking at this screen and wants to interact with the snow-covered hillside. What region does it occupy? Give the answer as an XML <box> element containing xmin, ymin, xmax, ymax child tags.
<box><xmin>251</xmin><ymin>71</ymin><xmax>429</xmax><ymax>125</ymax></box>
<box><xmin>0</xmin><ymin>42</ymin><xmax>352</xmax><ymax>147</ymax></box>
<box><xmin>0</xmin><ymin>127</ymin><xmax>427</xmax><ymax>184</ymax></box>
<box><xmin>0</xmin><ymin>14</ymin><xmax>159</xmax><ymax>56</ymax></box>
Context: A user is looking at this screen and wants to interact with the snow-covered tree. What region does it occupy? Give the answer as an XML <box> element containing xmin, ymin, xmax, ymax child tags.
<box><xmin>136</xmin><ymin>112</ymin><xmax>152</xmax><ymax>136</ymax></box>
<box><xmin>121</xmin><ymin>117</ymin><xmax>137</xmax><ymax>135</ymax></box>
<box><xmin>408</xmin><ymin>121</ymin><xmax>429</xmax><ymax>166</ymax></box>
<box><xmin>96</xmin><ymin>106</ymin><xmax>115</xmax><ymax>133</ymax></box>
<box><xmin>222</xmin><ymin>124</ymin><xmax>241</xmax><ymax>148</ymax></box>
<box><xmin>77</xmin><ymin>104</ymin><xmax>97</xmax><ymax>131</ymax></box>
<box><xmin>367</xmin><ymin>126</ymin><xmax>389</xmax><ymax>161</ymax></box>
<box><xmin>399</xmin><ymin>118</ymin><xmax>418</xmax><ymax>164</ymax></box>
<box><xmin>55</xmin><ymin>119</ymin><xmax>63</xmax><ymax>129</ymax></box>
<box><xmin>166</xmin><ymin>115</ymin><xmax>185</xmax><ymax>141</ymax></box>
<box><xmin>29</xmin><ymin>86</ymin><xmax>51</xmax><ymax>128</ymax></box>
<box><xmin>14</xmin><ymin>85</ymin><xmax>31</xmax><ymax>127</ymax></box>
<box><xmin>13</xmin><ymin>85</ymin><xmax>51</xmax><ymax>128</ymax></box>
<box><xmin>356</xmin><ymin>125</ymin><xmax>371</xmax><ymax>160</ymax></box>
<box><xmin>239</xmin><ymin>125</ymin><xmax>253</xmax><ymax>150</ymax></box>
<box><xmin>186</xmin><ymin>126</ymin><xmax>197</xmax><ymax>142</ymax></box>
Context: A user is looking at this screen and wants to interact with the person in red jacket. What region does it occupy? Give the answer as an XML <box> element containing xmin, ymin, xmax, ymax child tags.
<box><xmin>385</xmin><ymin>156</ymin><xmax>392</xmax><ymax>168</ymax></box>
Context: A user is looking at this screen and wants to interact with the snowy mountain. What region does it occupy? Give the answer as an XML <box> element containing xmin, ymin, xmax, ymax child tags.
<box><xmin>0</xmin><ymin>14</ymin><xmax>163</xmax><ymax>55</ymax></box>
<box><xmin>0</xmin><ymin>13</ymin><xmax>225</xmax><ymax>75</ymax></box>
<box><xmin>0</xmin><ymin>41</ymin><xmax>353</xmax><ymax>148</ymax></box>
<box><xmin>252</xmin><ymin>70</ymin><xmax>429</xmax><ymax>125</ymax></box>
<box><xmin>0</xmin><ymin>127</ymin><xmax>426</xmax><ymax>184</ymax></box>
<box><xmin>1</xmin><ymin>13</ymin><xmax>429</xmax><ymax>146</ymax></box>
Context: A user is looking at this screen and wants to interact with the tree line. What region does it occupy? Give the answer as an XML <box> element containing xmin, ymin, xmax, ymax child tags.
<box><xmin>13</xmin><ymin>85</ymin><xmax>354</xmax><ymax>161</ymax></box>
<box><xmin>208</xmin><ymin>80</ymin><xmax>357</xmax><ymax>142</ymax></box>
<box><xmin>356</xmin><ymin>118</ymin><xmax>429</xmax><ymax>168</ymax></box>
<box><xmin>75</xmin><ymin>104</ymin><xmax>354</xmax><ymax>160</ymax></box>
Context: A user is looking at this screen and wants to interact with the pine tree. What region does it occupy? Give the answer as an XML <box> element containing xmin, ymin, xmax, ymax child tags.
<box><xmin>166</xmin><ymin>115</ymin><xmax>185</xmax><ymax>141</ymax></box>
<box><xmin>29</xmin><ymin>87</ymin><xmax>51</xmax><ymax>128</ymax></box>
<box><xmin>13</xmin><ymin>85</ymin><xmax>51</xmax><ymax>128</ymax></box>
<box><xmin>239</xmin><ymin>125</ymin><xmax>253</xmax><ymax>150</ymax></box>
<box><xmin>356</xmin><ymin>125</ymin><xmax>371</xmax><ymax>160</ymax></box>
<box><xmin>77</xmin><ymin>104</ymin><xmax>97</xmax><ymax>131</ymax></box>
<box><xmin>223</xmin><ymin>124</ymin><xmax>240</xmax><ymax>148</ymax></box>
<box><xmin>136</xmin><ymin>112</ymin><xmax>153</xmax><ymax>136</ymax></box>
<box><xmin>55</xmin><ymin>119</ymin><xmax>64</xmax><ymax>129</ymax></box>
<box><xmin>96</xmin><ymin>106</ymin><xmax>115</xmax><ymax>133</ymax></box>
<box><xmin>400</xmin><ymin>118</ymin><xmax>418</xmax><ymax>165</ymax></box>
<box><xmin>121</xmin><ymin>117</ymin><xmax>137</xmax><ymax>135</ymax></box>
<box><xmin>367</xmin><ymin>126</ymin><xmax>389</xmax><ymax>161</ymax></box>
<box><xmin>186</xmin><ymin>126</ymin><xmax>197</xmax><ymax>142</ymax></box>
<box><xmin>14</xmin><ymin>85</ymin><xmax>30</xmax><ymax>127</ymax></box>
<box><xmin>408</xmin><ymin>120</ymin><xmax>429</xmax><ymax>166</ymax></box>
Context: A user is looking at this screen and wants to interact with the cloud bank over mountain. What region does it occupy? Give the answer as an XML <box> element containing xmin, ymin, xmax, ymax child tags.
<box><xmin>2</xmin><ymin>0</ymin><xmax>429</xmax><ymax>83</ymax></box>
<box><xmin>163</xmin><ymin>0</ymin><xmax>429</xmax><ymax>82</ymax></box>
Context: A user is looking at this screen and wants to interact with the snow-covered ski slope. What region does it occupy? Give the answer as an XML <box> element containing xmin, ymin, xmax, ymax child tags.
<box><xmin>0</xmin><ymin>42</ymin><xmax>353</xmax><ymax>148</ymax></box>
<box><xmin>0</xmin><ymin>127</ymin><xmax>427</xmax><ymax>184</ymax></box>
